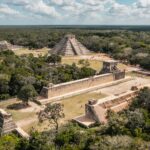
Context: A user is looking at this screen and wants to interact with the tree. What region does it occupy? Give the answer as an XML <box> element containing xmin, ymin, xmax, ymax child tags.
<box><xmin>139</xmin><ymin>56</ymin><xmax>150</xmax><ymax>70</ymax></box>
<box><xmin>78</xmin><ymin>59</ymin><xmax>90</xmax><ymax>67</ymax></box>
<box><xmin>80</xmin><ymin>67</ymin><xmax>96</xmax><ymax>78</ymax></box>
<box><xmin>38</xmin><ymin>103</ymin><xmax>64</xmax><ymax>133</ymax></box>
<box><xmin>126</xmin><ymin>109</ymin><xmax>145</xmax><ymax>136</ymax></box>
<box><xmin>0</xmin><ymin>134</ymin><xmax>20</xmax><ymax>150</ymax></box>
<box><xmin>55</xmin><ymin>123</ymin><xmax>87</xmax><ymax>149</ymax></box>
<box><xmin>131</xmin><ymin>87</ymin><xmax>150</xmax><ymax>111</ymax></box>
<box><xmin>18</xmin><ymin>130</ymin><xmax>54</xmax><ymax>150</ymax></box>
<box><xmin>107</xmin><ymin>110</ymin><xmax>128</xmax><ymax>135</ymax></box>
<box><xmin>0</xmin><ymin>75</ymin><xmax>10</xmax><ymax>100</ymax></box>
<box><xmin>17</xmin><ymin>84</ymin><xmax>37</xmax><ymax>106</ymax></box>
<box><xmin>46</xmin><ymin>54</ymin><xmax>61</xmax><ymax>65</ymax></box>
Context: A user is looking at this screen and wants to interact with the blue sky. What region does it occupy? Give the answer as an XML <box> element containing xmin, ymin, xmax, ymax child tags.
<box><xmin>0</xmin><ymin>0</ymin><xmax>150</xmax><ymax>25</ymax></box>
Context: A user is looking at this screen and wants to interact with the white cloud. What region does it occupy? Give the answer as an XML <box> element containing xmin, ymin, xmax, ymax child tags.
<box><xmin>0</xmin><ymin>4</ymin><xmax>20</xmax><ymax>16</ymax></box>
<box><xmin>109</xmin><ymin>2</ymin><xmax>130</xmax><ymax>16</ymax></box>
<box><xmin>25</xmin><ymin>0</ymin><xmax>60</xmax><ymax>18</ymax></box>
<box><xmin>0</xmin><ymin>0</ymin><xmax>150</xmax><ymax>24</ymax></box>
<box><xmin>5</xmin><ymin>0</ymin><xmax>30</xmax><ymax>6</ymax></box>
<box><xmin>135</xmin><ymin>0</ymin><xmax>150</xmax><ymax>8</ymax></box>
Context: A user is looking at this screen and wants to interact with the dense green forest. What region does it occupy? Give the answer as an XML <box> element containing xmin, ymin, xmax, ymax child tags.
<box><xmin>0</xmin><ymin>51</ymin><xmax>95</xmax><ymax>100</ymax></box>
<box><xmin>0</xmin><ymin>87</ymin><xmax>150</xmax><ymax>150</ymax></box>
<box><xmin>0</xmin><ymin>27</ymin><xmax>149</xmax><ymax>70</ymax></box>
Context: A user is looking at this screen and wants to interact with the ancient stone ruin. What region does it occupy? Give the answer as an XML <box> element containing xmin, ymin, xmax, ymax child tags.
<box><xmin>73</xmin><ymin>84</ymin><xmax>150</xmax><ymax>127</ymax></box>
<box><xmin>0</xmin><ymin>41</ymin><xmax>23</xmax><ymax>51</ymax></box>
<box><xmin>0</xmin><ymin>41</ymin><xmax>11</xmax><ymax>51</ymax></box>
<box><xmin>100</xmin><ymin>60</ymin><xmax>125</xmax><ymax>80</ymax></box>
<box><xmin>50</xmin><ymin>34</ymin><xmax>91</xmax><ymax>56</ymax></box>
<box><xmin>39</xmin><ymin>61</ymin><xmax>126</xmax><ymax>104</ymax></box>
<box><xmin>73</xmin><ymin>90</ymin><xmax>138</xmax><ymax>127</ymax></box>
<box><xmin>100</xmin><ymin>60</ymin><xmax>120</xmax><ymax>74</ymax></box>
<box><xmin>0</xmin><ymin>109</ymin><xmax>17</xmax><ymax>135</ymax></box>
<box><xmin>0</xmin><ymin>109</ymin><xmax>29</xmax><ymax>138</ymax></box>
<box><xmin>39</xmin><ymin>73</ymin><xmax>129</xmax><ymax>104</ymax></box>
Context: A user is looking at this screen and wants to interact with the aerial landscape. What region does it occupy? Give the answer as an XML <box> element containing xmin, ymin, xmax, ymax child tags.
<box><xmin>0</xmin><ymin>0</ymin><xmax>150</xmax><ymax>150</ymax></box>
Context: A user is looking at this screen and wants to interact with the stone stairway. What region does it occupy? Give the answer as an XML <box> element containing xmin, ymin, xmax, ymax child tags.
<box><xmin>70</xmin><ymin>38</ymin><xmax>83</xmax><ymax>55</ymax></box>
<box><xmin>63</xmin><ymin>40</ymin><xmax>75</xmax><ymax>56</ymax></box>
<box><xmin>51</xmin><ymin>34</ymin><xmax>91</xmax><ymax>56</ymax></box>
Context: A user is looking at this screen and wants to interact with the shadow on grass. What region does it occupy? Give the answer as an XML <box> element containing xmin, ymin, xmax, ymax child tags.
<box><xmin>7</xmin><ymin>103</ymin><xmax>30</xmax><ymax>110</ymax></box>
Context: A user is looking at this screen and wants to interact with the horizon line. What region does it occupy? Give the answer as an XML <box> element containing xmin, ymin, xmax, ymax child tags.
<box><xmin>0</xmin><ymin>24</ymin><xmax>150</xmax><ymax>26</ymax></box>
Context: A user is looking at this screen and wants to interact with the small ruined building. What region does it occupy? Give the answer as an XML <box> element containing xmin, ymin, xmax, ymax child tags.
<box><xmin>100</xmin><ymin>60</ymin><xmax>125</xmax><ymax>80</ymax></box>
<box><xmin>0</xmin><ymin>109</ymin><xmax>29</xmax><ymax>138</ymax></box>
<box><xmin>0</xmin><ymin>41</ymin><xmax>11</xmax><ymax>51</ymax></box>
<box><xmin>50</xmin><ymin>34</ymin><xmax>91</xmax><ymax>56</ymax></box>
<box><xmin>0</xmin><ymin>41</ymin><xmax>23</xmax><ymax>51</ymax></box>
<box><xmin>73</xmin><ymin>89</ymin><xmax>140</xmax><ymax>127</ymax></box>
<box><xmin>0</xmin><ymin>109</ymin><xmax>17</xmax><ymax>135</ymax></box>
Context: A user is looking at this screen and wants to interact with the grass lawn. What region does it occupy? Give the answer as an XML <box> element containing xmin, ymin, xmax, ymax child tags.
<box><xmin>62</xmin><ymin>57</ymin><xmax>128</xmax><ymax>72</ymax></box>
<box><xmin>22</xmin><ymin>92</ymin><xmax>106</xmax><ymax>133</ymax></box>
<box><xmin>14</xmin><ymin>48</ymin><xmax>49</xmax><ymax>57</ymax></box>
<box><xmin>0</xmin><ymin>99</ymin><xmax>36</xmax><ymax>122</ymax></box>
<box><xmin>62</xmin><ymin>58</ymin><xmax>103</xmax><ymax>72</ymax></box>
<box><xmin>60</xmin><ymin>92</ymin><xmax>106</xmax><ymax>122</ymax></box>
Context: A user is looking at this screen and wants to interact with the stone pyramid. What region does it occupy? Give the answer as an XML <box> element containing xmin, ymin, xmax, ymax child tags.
<box><xmin>50</xmin><ymin>34</ymin><xmax>91</xmax><ymax>56</ymax></box>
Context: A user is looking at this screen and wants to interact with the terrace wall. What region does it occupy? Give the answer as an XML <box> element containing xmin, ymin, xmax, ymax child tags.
<box><xmin>40</xmin><ymin>73</ymin><xmax>122</xmax><ymax>99</ymax></box>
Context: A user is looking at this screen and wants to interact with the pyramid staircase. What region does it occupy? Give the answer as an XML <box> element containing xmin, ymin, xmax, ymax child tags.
<box><xmin>50</xmin><ymin>34</ymin><xmax>91</xmax><ymax>56</ymax></box>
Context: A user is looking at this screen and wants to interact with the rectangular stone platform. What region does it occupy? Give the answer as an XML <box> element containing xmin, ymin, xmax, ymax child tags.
<box><xmin>38</xmin><ymin>77</ymin><xmax>132</xmax><ymax>105</ymax></box>
<box><xmin>73</xmin><ymin>83</ymin><xmax>150</xmax><ymax>127</ymax></box>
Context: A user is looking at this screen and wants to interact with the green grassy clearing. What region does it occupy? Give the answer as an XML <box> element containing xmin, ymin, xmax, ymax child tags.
<box><xmin>60</xmin><ymin>92</ymin><xmax>106</xmax><ymax>122</ymax></box>
<box><xmin>0</xmin><ymin>99</ymin><xmax>36</xmax><ymax>122</ymax></box>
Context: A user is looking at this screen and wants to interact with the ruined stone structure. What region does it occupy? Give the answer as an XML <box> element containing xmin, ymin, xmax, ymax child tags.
<box><xmin>0</xmin><ymin>109</ymin><xmax>17</xmax><ymax>135</ymax></box>
<box><xmin>73</xmin><ymin>84</ymin><xmax>150</xmax><ymax>127</ymax></box>
<box><xmin>0</xmin><ymin>41</ymin><xmax>23</xmax><ymax>51</ymax></box>
<box><xmin>101</xmin><ymin>60</ymin><xmax>119</xmax><ymax>73</ymax></box>
<box><xmin>73</xmin><ymin>90</ymin><xmax>138</xmax><ymax>127</ymax></box>
<box><xmin>39</xmin><ymin>72</ymin><xmax>127</xmax><ymax>104</ymax></box>
<box><xmin>0</xmin><ymin>109</ymin><xmax>29</xmax><ymax>138</ymax></box>
<box><xmin>38</xmin><ymin>60</ymin><xmax>126</xmax><ymax>104</ymax></box>
<box><xmin>40</xmin><ymin>74</ymin><xmax>113</xmax><ymax>98</ymax></box>
<box><xmin>100</xmin><ymin>60</ymin><xmax>118</xmax><ymax>73</ymax></box>
<box><xmin>0</xmin><ymin>41</ymin><xmax>11</xmax><ymax>51</ymax></box>
<box><xmin>100</xmin><ymin>60</ymin><xmax>125</xmax><ymax>80</ymax></box>
<box><xmin>50</xmin><ymin>34</ymin><xmax>91</xmax><ymax>56</ymax></box>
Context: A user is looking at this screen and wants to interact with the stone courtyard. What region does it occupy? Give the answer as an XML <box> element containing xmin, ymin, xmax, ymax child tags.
<box><xmin>98</xmin><ymin>77</ymin><xmax>149</xmax><ymax>95</ymax></box>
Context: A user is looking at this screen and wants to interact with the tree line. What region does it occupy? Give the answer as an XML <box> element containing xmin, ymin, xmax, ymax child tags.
<box><xmin>0</xmin><ymin>27</ymin><xmax>149</xmax><ymax>70</ymax></box>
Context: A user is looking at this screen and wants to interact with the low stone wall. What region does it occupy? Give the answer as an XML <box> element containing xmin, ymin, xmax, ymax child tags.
<box><xmin>133</xmin><ymin>70</ymin><xmax>150</xmax><ymax>76</ymax></box>
<box><xmin>39</xmin><ymin>77</ymin><xmax>132</xmax><ymax>104</ymax></box>
<box><xmin>40</xmin><ymin>73</ymin><xmax>116</xmax><ymax>99</ymax></box>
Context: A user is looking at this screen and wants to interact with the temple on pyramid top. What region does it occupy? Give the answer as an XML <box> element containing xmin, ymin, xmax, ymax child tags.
<box><xmin>50</xmin><ymin>34</ymin><xmax>91</xmax><ymax>56</ymax></box>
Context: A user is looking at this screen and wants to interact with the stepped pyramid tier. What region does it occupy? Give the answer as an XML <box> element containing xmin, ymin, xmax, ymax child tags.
<box><xmin>0</xmin><ymin>109</ymin><xmax>17</xmax><ymax>135</ymax></box>
<box><xmin>50</xmin><ymin>34</ymin><xmax>91</xmax><ymax>56</ymax></box>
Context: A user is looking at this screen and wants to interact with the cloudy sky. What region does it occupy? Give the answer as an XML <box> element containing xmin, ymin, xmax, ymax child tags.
<box><xmin>0</xmin><ymin>0</ymin><xmax>149</xmax><ymax>25</ymax></box>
